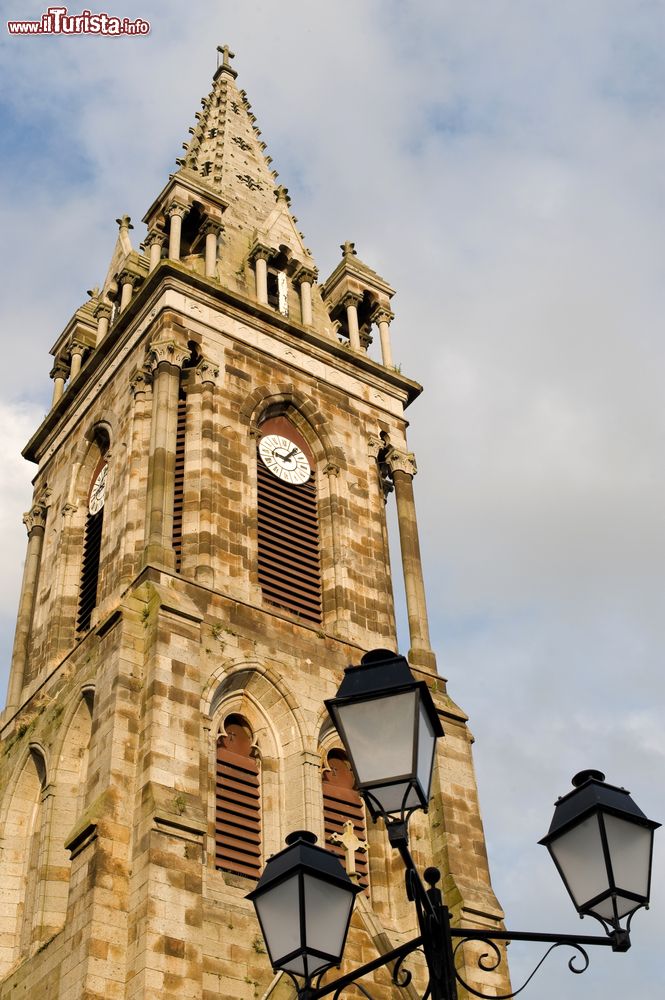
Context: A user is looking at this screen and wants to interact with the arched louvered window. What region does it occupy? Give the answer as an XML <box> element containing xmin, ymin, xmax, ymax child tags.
<box><xmin>323</xmin><ymin>749</ymin><xmax>369</xmax><ymax>891</ymax></box>
<box><xmin>172</xmin><ymin>389</ymin><xmax>187</xmax><ymax>571</ymax></box>
<box><xmin>77</xmin><ymin>461</ymin><xmax>107</xmax><ymax>633</ymax></box>
<box><xmin>215</xmin><ymin>716</ymin><xmax>261</xmax><ymax>879</ymax></box>
<box><xmin>256</xmin><ymin>416</ymin><xmax>322</xmax><ymax>624</ymax></box>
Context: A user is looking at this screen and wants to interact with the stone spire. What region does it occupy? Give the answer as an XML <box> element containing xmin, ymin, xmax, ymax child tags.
<box><xmin>153</xmin><ymin>44</ymin><xmax>319</xmax><ymax>295</ymax></box>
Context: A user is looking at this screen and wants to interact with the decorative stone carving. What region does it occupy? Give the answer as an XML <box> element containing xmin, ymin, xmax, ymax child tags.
<box><xmin>371</xmin><ymin>305</ymin><xmax>395</xmax><ymax>327</ymax></box>
<box><xmin>49</xmin><ymin>359</ymin><xmax>70</xmax><ymax>382</ymax></box>
<box><xmin>201</xmin><ymin>220</ymin><xmax>224</xmax><ymax>239</ymax></box>
<box><xmin>195</xmin><ymin>357</ymin><xmax>220</xmax><ymax>386</ymax></box>
<box><xmin>236</xmin><ymin>173</ymin><xmax>262</xmax><ymax>191</ymax></box>
<box><xmin>367</xmin><ymin>435</ymin><xmax>383</xmax><ymax>460</ymax></box>
<box><xmin>93</xmin><ymin>301</ymin><xmax>112</xmax><ymax>321</ymax></box>
<box><xmin>323</xmin><ymin>461</ymin><xmax>340</xmax><ymax>478</ymax></box>
<box><xmin>292</xmin><ymin>264</ymin><xmax>318</xmax><ymax>287</ymax></box>
<box><xmin>148</xmin><ymin>340</ymin><xmax>191</xmax><ymax>371</ymax></box>
<box><xmin>167</xmin><ymin>201</ymin><xmax>189</xmax><ymax>221</ymax></box>
<box><xmin>61</xmin><ymin>502</ymin><xmax>79</xmax><ymax>518</ymax></box>
<box><xmin>248</xmin><ymin>241</ymin><xmax>274</xmax><ymax>265</ymax></box>
<box><xmin>144</xmin><ymin>229</ymin><xmax>167</xmax><ymax>249</ymax></box>
<box><xmin>340</xmin><ymin>241</ymin><xmax>357</xmax><ymax>258</ymax></box>
<box><xmin>340</xmin><ymin>291</ymin><xmax>362</xmax><ymax>310</ymax></box>
<box><xmin>384</xmin><ymin>447</ymin><xmax>417</xmax><ymax>478</ymax></box>
<box><xmin>130</xmin><ymin>368</ymin><xmax>153</xmax><ymax>396</ymax></box>
<box><xmin>22</xmin><ymin>504</ymin><xmax>48</xmax><ymax>535</ymax></box>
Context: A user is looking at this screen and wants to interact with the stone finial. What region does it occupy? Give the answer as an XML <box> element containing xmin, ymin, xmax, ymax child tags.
<box><xmin>86</xmin><ymin>285</ymin><xmax>100</xmax><ymax>300</ymax></box>
<box><xmin>217</xmin><ymin>44</ymin><xmax>237</xmax><ymax>78</ymax></box>
<box><xmin>340</xmin><ymin>241</ymin><xmax>357</xmax><ymax>258</ymax></box>
<box><xmin>116</xmin><ymin>214</ymin><xmax>133</xmax><ymax>232</ymax></box>
<box><xmin>275</xmin><ymin>185</ymin><xmax>291</xmax><ymax>205</ymax></box>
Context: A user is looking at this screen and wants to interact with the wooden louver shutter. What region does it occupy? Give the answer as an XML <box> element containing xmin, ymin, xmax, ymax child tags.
<box><xmin>323</xmin><ymin>753</ymin><xmax>369</xmax><ymax>891</ymax></box>
<box><xmin>215</xmin><ymin>722</ymin><xmax>261</xmax><ymax>879</ymax></box>
<box><xmin>256</xmin><ymin>458</ymin><xmax>322</xmax><ymax>624</ymax></box>
<box><xmin>76</xmin><ymin>509</ymin><xmax>103</xmax><ymax>633</ymax></box>
<box><xmin>172</xmin><ymin>392</ymin><xmax>186</xmax><ymax>572</ymax></box>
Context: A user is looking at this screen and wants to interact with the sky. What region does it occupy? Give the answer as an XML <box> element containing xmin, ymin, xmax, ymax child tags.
<box><xmin>1</xmin><ymin>2</ymin><xmax>664</xmax><ymax>997</ymax></box>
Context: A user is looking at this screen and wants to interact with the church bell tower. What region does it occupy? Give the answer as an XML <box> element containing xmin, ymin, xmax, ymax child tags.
<box><xmin>0</xmin><ymin>47</ymin><xmax>510</xmax><ymax>1000</ymax></box>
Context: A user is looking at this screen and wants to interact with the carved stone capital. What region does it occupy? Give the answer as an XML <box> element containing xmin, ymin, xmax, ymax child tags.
<box><xmin>93</xmin><ymin>301</ymin><xmax>112</xmax><ymax>321</ymax></box>
<box><xmin>201</xmin><ymin>220</ymin><xmax>224</xmax><ymax>239</ymax></box>
<box><xmin>323</xmin><ymin>461</ymin><xmax>340</xmax><ymax>478</ymax></box>
<box><xmin>248</xmin><ymin>241</ymin><xmax>275</xmax><ymax>265</ymax></box>
<box><xmin>69</xmin><ymin>340</ymin><xmax>87</xmax><ymax>358</ymax></box>
<box><xmin>167</xmin><ymin>201</ymin><xmax>189</xmax><ymax>221</ymax></box>
<box><xmin>341</xmin><ymin>291</ymin><xmax>361</xmax><ymax>310</ymax></box>
<box><xmin>50</xmin><ymin>359</ymin><xmax>70</xmax><ymax>381</ymax></box>
<box><xmin>144</xmin><ymin>229</ymin><xmax>167</xmax><ymax>248</ymax></box>
<box><xmin>23</xmin><ymin>503</ymin><xmax>48</xmax><ymax>535</ymax></box>
<box><xmin>130</xmin><ymin>367</ymin><xmax>153</xmax><ymax>395</ymax></box>
<box><xmin>367</xmin><ymin>435</ymin><xmax>383</xmax><ymax>460</ymax></box>
<box><xmin>148</xmin><ymin>339</ymin><xmax>191</xmax><ymax>372</ymax></box>
<box><xmin>248</xmin><ymin>426</ymin><xmax>263</xmax><ymax>441</ymax></box>
<box><xmin>371</xmin><ymin>305</ymin><xmax>394</xmax><ymax>326</ymax></box>
<box><xmin>118</xmin><ymin>267</ymin><xmax>144</xmax><ymax>289</ymax></box>
<box><xmin>62</xmin><ymin>502</ymin><xmax>79</xmax><ymax>518</ymax></box>
<box><xmin>195</xmin><ymin>357</ymin><xmax>220</xmax><ymax>386</ymax></box>
<box><xmin>293</xmin><ymin>264</ymin><xmax>318</xmax><ymax>287</ymax></box>
<box><xmin>384</xmin><ymin>447</ymin><xmax>417</xmax><ymax>478</ymax></box>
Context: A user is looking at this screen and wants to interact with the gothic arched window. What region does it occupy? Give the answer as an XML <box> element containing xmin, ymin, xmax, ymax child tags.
<box><xmin>323</xmin><ymin>748</ymin><xmax>369</xmax><ymax>890</ymax></box>
<box><xmin>77</xmin><ymin>460</ymin><xmax>108</xmax><ymax>633</ymax></box>
<box><xmin>256</xmin><ymin>416</ymin><xmax>322</xmax><ymax>624</ymax></box>
<box><xmin>215</xmin><ymin>716</ymin><xmax>261</xmax><ymax>879</ymax></box>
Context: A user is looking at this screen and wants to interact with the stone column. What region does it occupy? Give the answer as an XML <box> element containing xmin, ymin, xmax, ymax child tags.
<box><xmin>342</xmin><ymin>292</ymin><xmax>362</xmax><ymax>351</ymax></box>
<box><xmin>69</xmin><ymin>341</ymin><xmax>85</xmax><ymax>380</ymax></box>
<box><xmin>250</xmin><ymin>245</ymin><xmax>271</xmax><ymax>306</ymax></box>
<box><xmin>167</xmin><ymin>202</ymin><xmax>188</xmax><ymax>261</ymax></box>
<box><xmin>294</xmin><ymin>266</ymin><xmax>317</xmax><ymax>327</ymax></box>
<box><xmin>372</xmin><ymin>306</ymin><xmax>395</xmax><ymax>368</ymax></box>
<box><xmin>121</xmin><ymin>369</ymin><xmax>152</xmax><ymax>584</ymax></box>
<box><xmin>195</xmin><ymin>358</ymin><xmax>219</xmax><ymax>585</ymax></box>
<box><xmin>6</xmin><ymin>503</ymin><xmax>48</xmax><ymax>712</ymax></box>
<box><xmin>144</xmin><ymin>339</ymin><xmax>190</xmax><ymax>569</ymax></box>
<box><xmin>118</xmin><ymin>269</ymin><xmax>143</xmax><ymax>311</ymax></box>
<box><xmin>385</xmin><ymin>448</ymin><xmax>436</xmax><ymax>670</ymax></box>
<box><xmin>49</xmin><ymin>360</ymin><xmax>69</xmax><ymax>407</ymax></box>
<box><xmin>94</xmin><ymin>301</ymin><xmax>112</xmax><ymax>346</ymax></box>
<box><xmin>202</xmin><ymin>221</ymin><xmax>223</xmax><ymax>279</ymax></box>
<box><xmin>144</xmin><ymin>229</ymin><xmax>166</xmax><ymax>272</ymax></box>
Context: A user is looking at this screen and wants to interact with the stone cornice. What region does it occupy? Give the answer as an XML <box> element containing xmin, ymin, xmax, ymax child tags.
<box><xmin>23</xmin><ymin>261</ymin><xmax>422</xmax><ymax>466</ymax></box>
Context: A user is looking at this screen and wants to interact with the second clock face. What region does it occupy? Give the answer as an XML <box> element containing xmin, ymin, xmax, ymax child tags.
<box><xmin>259</xmin><ymin>434</ymin><xmax>311</xmax><ymax>485</ymax></box>
<box><xmin>89</xmin><ymin>464</ymin><xmax>108</xmax><ymax>515</ymax></box>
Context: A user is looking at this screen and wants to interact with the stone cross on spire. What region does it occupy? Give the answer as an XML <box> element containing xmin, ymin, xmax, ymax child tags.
<box><xmin>217</xmin><ymin>44</ymin><xmax>237</xmax><ymax>77</ymax></box>
<box><xmin>330</xmin><ymin>820</ymin><xmax>368</xmax><ymax>881</ymax></box>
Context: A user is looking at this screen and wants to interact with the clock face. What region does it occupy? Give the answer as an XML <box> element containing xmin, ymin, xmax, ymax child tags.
<box><xmin>88</xmin><ymin>464</ymin><xmax>108</xmax><ymax>515</ymax></box>
<box><xmin>259</xmin><ymin>434</ymin><xmax>311</xmax><ymax>485</ymax></box>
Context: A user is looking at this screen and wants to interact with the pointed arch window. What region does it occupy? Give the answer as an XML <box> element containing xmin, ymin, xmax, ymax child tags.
<box><xmin>256</xmin><ymin>415</ymin><xmax>322</xmax><ymax>624</ymax></box>
<box><xmin>323</xmin><ymin>748</ymin><xmax>369</xmax><ymax>891</ymax></box>
<box><xmin>77</xmin><ymin>460</ymin><xmax>107</xmax><ymax>633</ymax></box>
<box><xmin>215</xmin><ymin>716</ymin><xmax>261</xmax><ymax>879</ymax></box>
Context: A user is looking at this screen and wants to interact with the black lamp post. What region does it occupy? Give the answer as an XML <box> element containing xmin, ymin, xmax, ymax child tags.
<box><xmin>248</xmin><ymin>650</ymin><xmax>659</xmax><ymax>1000</ymax></box>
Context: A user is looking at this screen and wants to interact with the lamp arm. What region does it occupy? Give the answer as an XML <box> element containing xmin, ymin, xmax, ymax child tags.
<box><xmin>299</xmin><ymin>935</ymin><xmax>423</xmax><ymax>999</ymax></box>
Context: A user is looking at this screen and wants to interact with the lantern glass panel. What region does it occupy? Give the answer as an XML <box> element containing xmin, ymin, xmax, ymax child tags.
<box><xmin>604</xmin><ymin>814</ymin><xmax>652</xmax><ymax>899</ymax></box>
<box><xmin>303</xmin><ymin>874</ymin><xmax>354</xmax><ymax>966</ymax></box>
<box><xmin>336</xmin><ymin>690</ymin><xmax>417</xmax><ymax>785</ymax></box>
<box><xmin>416</xmin><ymin>701</ymin><xmax>437</xmax><ymax>800</ymax></box>
<box><xmin>254</xmin><ymin>874</ymin><xmax>300</xmax><ymax>968</ymax></box>
<box><xmin>370</xmin><ymin>781</ymin><xmax>421</xmax><ymax>816</ymax></box>
<box><xmin>549</xmin><ymin>814</ymin><xmax>608</xmax><ymax>908</ymax></box>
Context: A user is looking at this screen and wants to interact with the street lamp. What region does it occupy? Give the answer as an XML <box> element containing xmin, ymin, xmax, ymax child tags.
<box><xmin>248</xmin><ymin>649</ymin><xmax>659</xmax><ymax>1000</ymax></box>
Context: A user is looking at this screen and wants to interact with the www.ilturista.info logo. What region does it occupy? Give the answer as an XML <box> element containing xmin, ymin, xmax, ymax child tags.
<box><xmin>7</xmin><ymin>7</ymin><xmax>150</xmax><ymax>35</ymax></box>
